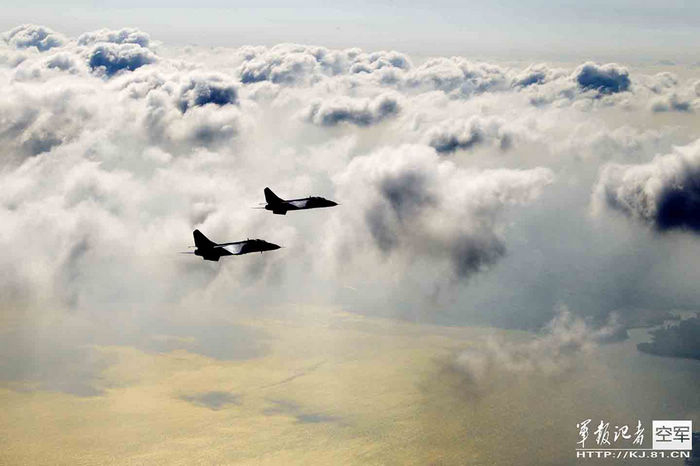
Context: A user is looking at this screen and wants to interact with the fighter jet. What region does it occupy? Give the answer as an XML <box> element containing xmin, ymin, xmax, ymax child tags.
<box><xmin>185</xmin><ymin>229</ymin><xmax>281</xmax><ymax>261</ymax></box>
<box><xmin>263</xmin><ymin>187</ymin><xmax>338</xmax><ymax>215</ymax></box>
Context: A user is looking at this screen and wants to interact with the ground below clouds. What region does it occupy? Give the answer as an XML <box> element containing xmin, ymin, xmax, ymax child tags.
<box><xmin>2</xmin><ymin>309</ymin><xmax>698</xmax><ymax>465</ymax></box>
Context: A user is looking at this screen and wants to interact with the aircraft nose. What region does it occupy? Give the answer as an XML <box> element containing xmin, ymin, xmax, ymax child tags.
<box><xmin>329</xmin><ymin>200</ymin><xmax>338</xmax><ymax>206</ymax></box>
<box><xmin>270</xmin><ymin>243</ymin><xmax>281</xmax><ymax>250</ymax></box>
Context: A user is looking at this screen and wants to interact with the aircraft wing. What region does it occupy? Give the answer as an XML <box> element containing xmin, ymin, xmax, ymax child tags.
<box><xmin>288</xmin><ymin>199</ymin><xmax>309</xmax><ymax>208</ymax></box>
<box><xmin>217</xmin><ymin>243</ymin><xmax>245</xmax><ymax>255</ymax></box>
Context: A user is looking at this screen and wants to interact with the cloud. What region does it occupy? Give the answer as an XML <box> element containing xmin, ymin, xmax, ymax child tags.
<box><xmin>3</xmin><ymin>24</ymin><xmax>65</xmax><ymax>52</ymax></box>
<box><xmin>44</xmin><ymin>52</ymin><xmax>82</xmax><ymax>72</ymax></box>
<box><xmin>333</xmin><ymin>145</ymin><xmax>553</xmax><ymax>279</ymax></box>
<box><xmin>7</xmin><ymin>49</ymin><xmax>87</xmax><ymax>82</ymax></box>
<box><xmin>144</xmin><ymin>93</ymin><xmax>245</xmax><ymax>149</ymax></box>
<box><xmin>87</xmin><ymin>42</ymin><xmax>157</xmax><ymax>77</ymax></box>
<box><xmin>1</xmin><ymin>24</ymin><xmax>700</xmax><ymax>399</ymax></box>
<box><xmin>513</xmin><ymin>64</ymin><xmax>565</xmax><ymax>87</ymax></box>
<box><xmin>446</xmin><ymin>310</ymin><xmax>624</xmax><ymax>396</ymax></box>
<box><xmin>0</xmin><ymin>79</ymin><xmax>100</xmax><ymax>158</ymax></box>
<box><xmin>77</xmin><ymin>27</ymin><xmax>151</xmax><ymax>48</ymax></box>
<box><xmin>238</xmin><ymin>45</ymin><xmax>334</xmax><ymax>85</ymax></box>
<box><xmin>650</xmin><ymin>94</ymin><xmax>694</xmax><ymax>113</ymax></box>
<box><xmin>98</xmin><ymin>69</ymin><xmax>247</xmax><ymax>150</ymax></box>
<box><xmin>348</xmin><ymin>50</ymin><xmax>411</xmax><ymax>74</ymax></box>
<box><xmin>574</xmin><ymin>62</ymin><xmax>631</xmax><ymax>94</ymax></box>
<box><xmin>304</xmin><ymin>93</ymin><xmax>400</xmax><ymax>127</ymax></box>
<box><xmin>4</xmin><ymin>25</ymin><xmax>700</xmax><ymax>466</ymax></box>
<box><xmin>634</xmin><ymin>72</ymin><xmax>698</xmax><ymax>113</ymax></box>
<box><xmin>405</xmin><ymin>57</ymin><xmax>510</xmax><ymax>96</ymax></box>
<box><xmin>176</xmin><ymin>73</ymin><xmax>239</xmax><ymax>112</ymax></box>
<box><xmin>238</xmin><ymin>44</ymin><xmax>411</xmax><ymax>84</ymax></box>
<box><xmin>641</xmin><ymin>71</ymin><xmax>678</xmax><ymax>94</ymax></box>
<box><xmin>425</xmin><ymin>116</ymin><xmax>515</xmax><ymax>154</ymax></box>
<box><xmin>593</xmin><ymin>138</ymin><xmax>700</xmax><ymax>232</ymax></box>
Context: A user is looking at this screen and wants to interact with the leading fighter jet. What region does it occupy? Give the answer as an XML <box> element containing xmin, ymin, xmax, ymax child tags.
<box><xmin>185</xmin><ymin>229</ymin><xmax>281</xmax><ymax>261</ymax></box>
<box><xmin>263</xmin><ymin>187</ymin><xmax>338</xmax><ymax>215</ymax></box>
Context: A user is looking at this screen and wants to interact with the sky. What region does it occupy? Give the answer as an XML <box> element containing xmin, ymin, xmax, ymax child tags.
<box><xmin>1</xmin><ymin>5</ymin><xmax>700</xmax><ymax>465</ymax></box>
<box><xmin>2</xmin><ymin>1</ymin><xmax>700</xmax><ymax>61</ymax></box>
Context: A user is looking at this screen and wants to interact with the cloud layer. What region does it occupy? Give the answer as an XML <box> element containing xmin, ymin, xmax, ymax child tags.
<box><xmin>447</xmin><ymin>310</ymin><xmax>625</xmax><ymax>397</ymax></box>
<box><xmin>1</xmin><ymin>24</ymin><xmax>700</xmax><ymax>397</ymax></box>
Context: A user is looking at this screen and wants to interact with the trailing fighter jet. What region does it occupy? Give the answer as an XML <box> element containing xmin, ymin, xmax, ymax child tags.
<box><xmin>185</xmin><ymin>229</ymin><xmax>281</xmax><ymax>261</ymax></box>
<box><xmin>263</xmin><ymin>187</ymin><xmax>338</xmax><ymax>215</ymax></box>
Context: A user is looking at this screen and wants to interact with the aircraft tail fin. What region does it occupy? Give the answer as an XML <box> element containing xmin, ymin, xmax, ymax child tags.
<box><xmin>264</xmin><ymin>187</ymin><xmax>283</xmax><ymax>205</ymax></box>
<box><xmin>193</xmin><ymin>229</ymin><xmax>216</xmax><ymax>249</ymax></box>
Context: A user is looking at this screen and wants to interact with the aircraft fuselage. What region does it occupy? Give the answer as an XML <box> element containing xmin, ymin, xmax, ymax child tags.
<box><xmin>265</xmin><ymin>197</ymin><xmax>337</xmax><ymax>215</ymax></box>
<box><xmin>192</xmin><ymin>230</ymin><xmax>281</xmax><ymax>261</ymax></box>
<box><xmin>263</xmin><ymin>188</ymin><xmax>338</xmax><ymax>215</ymax></box>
